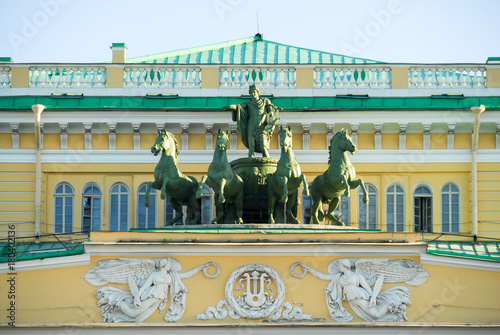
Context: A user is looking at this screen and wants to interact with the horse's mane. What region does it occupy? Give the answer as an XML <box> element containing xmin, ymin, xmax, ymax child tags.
<box><xmin>162</xmin><ymin>131</ymin><xmax>180</xmax><ymax>162</ymax></box>
<box><xmin>328</xmin><ymin>130</ymin><xmax>344</xmax><ymax>165</ymax></box>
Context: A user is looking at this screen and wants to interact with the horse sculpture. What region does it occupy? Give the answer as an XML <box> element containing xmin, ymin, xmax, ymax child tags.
<box><xmin>196</xmin><ymin>129</ymin><xmax>244</xmax><ymax>224</ymax></box>
<box><xmin>310</xmin><ymin>128</ymin><xmax>369</xmax><ymax>226</ymax></box>
<box><xmin>267</xmin><ymin>126</ymin><xmax>309</xmax><ymax>224</ymax></box>
<box><xmin>144</xmin><ymin>130</ymin><xmax>201</xmax><ymax>225</ymax></box>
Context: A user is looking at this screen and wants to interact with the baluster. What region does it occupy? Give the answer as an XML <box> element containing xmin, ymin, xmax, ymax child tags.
<box><xmin>165</xmin><ymin>68</ymin><xmax>173</xmax><ymax>88</ymax></box>
<box><xmin>478</xmin><ymin>68</ymin><xmax>486</xmax><ymax>88</ymax></box>
<box><xmin>451</xmin><ymin>68</ymin><xmax>458</xmax><ymax>88</ymax></box>
<box><xmin>172</xmin><ymin>68</ymin><xmax>180</xmax><ymax>87</ymax></box>
<box><xmin>49</xmin><ymin>67</ymin><xmax>58</xmax><ymax>87</ymax></box>
<box><xmin>313</xmin><ymin>68</ymin><xmax>321</xmax><ymax>88</ymax></box>
<box><xmin>274</xmin><ymin>68</ymin><xmax>281</xmax><ymax>88</ymax></box>
<box><xmin>445</xmin><ymin>69</ymin><xmax>452</xmax><ymax>88</ymax></box>
<box><xmin>151</xmin><ymin>69</ymin><xmax>159</xmax><ymax>88</ymax></box>
<box><xmin>180</xmin><ymin>68</ymin><xmax>188</xmax><ymax>87</ymax></box>
<box><xmin>384</xmin><ymin>68</ymin><xmax>391</xmax><ymax>88</ymax></box>
<box><xmin>471</xmin><ymin>68</ymin><xmax>479</xmax><ymax>88</ymax></box>
<box><xmin>188</xmin><ymin>68</ymin><xmax>195</xmax><ymax>87</ymax></box>
<box><xmin>321</xmin><ymin>68</ymin><xmax>328</xmax><ymax>88</ymax></box>
<box><xmin>41</xmin><ymin>68</ymin><xmax>50</xmax><ymax>87</ymax></box>
<box><xmin>99</xmin><ymin>68</ymin><xmax>106</xmax><ymax>87</ymax></box>
<box><xmin>29</xmin><ymin>68</ymin><xmax>37</xmax><ymax>87</ymax></box>
<box><xmin>76</xmin><ymin>68</ymin><xmax>84</xmax><ymax>87</ymax></box>
<box><xmin>289</xmin><ymin>68</ymin><xmax>296</xmax><ymax>88</ymax></box>
<box><xmin>239</xmin><ymin>69</ymin><xmax>248</xmax><ymax>88</ymax></box>
<box><xmin>69</xmin><ymin>68</ymin><xmax>78</xmax><ymax>87</ymax></box>
<box><xmin>194</xmin><ymin>68</ymin><xmax>201</xmax><ymax>88</ymax></box>
<box><xmin>326</xmin><ymin>68</ymin><xmax>334</xmax><ymax>88</ymax></box>
<box><xmin>348</xmin><ymin>68</ymin><xmax>355</xmax><ymax>87</ymax></box>
<box><xmin>261</xmin><ymin>68</ymin><xmax>269</xmax><ymax>88</ymax></box>
<box><xmin>145</xmin><ymin>68</ymin><xmax>153</xmax><ymax>87</ymax></box>
<box><xmin>282</xmin><ymin>68</ymin><xmax>290</xmax><ymax>88</ymax></box>
<box><xmin>231</xmin><ymin>68</ymin><xmax>239</xmax><ymax>88</ymax></box>
<box><xmin>367</xmin><ymin>68</ymin><xmax>376</xmax><ymax>88</ymax></box>
<box><xmin>90</xmin><ymin>68</ymin><xmax>98</xmax><ymax>87</ymax></box>
<box><xmin>355</xmin><ymin>69</ymin><xmax>363</xmax><ymax>87</ymax></box>
<box><xmin>415</xmin><ymin>69</ymin><xmax>423</xmax><ymax>88</ymax></box>
<box><xmin>333</xmin><ymin>68</ymin><xmax>341</xmax><ymax>88</ymax></box>
<box><xmin>254</xmin><ymin>68</ymin><xmax>262</xmax><ymax>86</ymax></box>
<box><xmin>429</xmin><ymin>68</ymin><xmax>437</xmax><ymax>88</ymax></box>
<box><xmin>341</xmin><ymin>68</ymin><xmax>348</xmax><ymax>88</ymax></box>
<box><xmin>124</xmin><ymin>68</ymin><xmax>131</xmax><ymax>87</ymax></box>
<box><xmin>437</xmin><ymin>68</ymin><xmax>444</xmax><ymax>88</ymax></box>
<box><xmin>408</xmin><ymin>68</ymin><xmax>416</xmax><ymax>88</ymax></box>
<box><xmin>137</xmin><ymin>68</ymin><xmax>146</xmax><ymax>87</ymax></box>
<box><xmin>157</xmin><ymin>68</ymin><xmax>165</xmax><ymax>87</ymax></box>
<box><xmin>130</xmin><ymin>68</ymin><xmax>138</xmax><ymax>87</ymax></box>
<box><xmin>464</xmin><ymin>68</ymin><xmax>472</xmax><ymax>88</ymax></box>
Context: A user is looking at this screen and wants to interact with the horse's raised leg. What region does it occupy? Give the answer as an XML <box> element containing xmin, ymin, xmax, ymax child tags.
<box><xmin>196</xmin><ymin>175</ymin><xmax>208</xmax><ymax>199</ymax></box>
<box><xmin>349</xmin><ymin>179</ymin><xmax>369</xmax><ymax>204</ymax></box>
<box><xmin>301</xmin><ymin>174</ymin><xmax>309</xmax><ymax>196</ymax></box>
<box><xmin>341</xmin><ymin>174</ymin><xmax>350</xmax><ymax>198</ymax></box>
<box><xmin>166</xmin><ymin>197</ymin><xmax>183</xmax><ymax>226</ymax></box>
<box><xmin>326</xmin><ymin>197</ymin><xmax>344</xmax><ymax>226</ymax></box>
<box><xmin>160</xmin><ymin>176</ymin><xmax>169</xmax><ymax>200</ymax></box>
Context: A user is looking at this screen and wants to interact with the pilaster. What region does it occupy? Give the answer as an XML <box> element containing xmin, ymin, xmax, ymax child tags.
<box><xmin>10</xmin><ymin>123</ymin><xmax>19</xmax><ymax>149</ymax></box>
<box><xmin>108</xmin><ymin>123</ymin><xmax>117</xmax><ymax>150</ymax></box>
<box><xmin>59</xmin><ymin>123</ymin><xmax>68</xmax><ymax>150</ymax></box>
<box><xmin>399</xmin><ymin>124</ymin><xmax>407</xmax><ymax>150</ymax></box>
<box><xmin>132</xmin><ymin>123</ymin><xmax>141</xmax><ymax>150</ymax></box>
<box><xmin>374</xmin><ymin>124</ymin><xmax>383</xmax><ymax>150</ymax></box>
<box><xmin>181</xmin><ymin>123</ymin><xmax>189</xmax><ymax>150</ymax></box>
<box><xmin>447</xmin><ymin>123</ymin><xmax>455</xmax><ymax>149</ymax></box>
<box><xmin>302</xmin><ymin>123</ymin><xmax>311</xmax><ymax>150</ymax></box>
<box><xmin>83</xmin><ymin>123</ymin><xmax>92</xmax><ymax>150</ymax></box>
<box><xmin>205</xmin><ymin>123</ymin><xmax>213</xmax><ymax>150</ymax></box>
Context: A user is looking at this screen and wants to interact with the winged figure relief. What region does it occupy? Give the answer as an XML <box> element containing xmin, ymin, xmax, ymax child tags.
<box><xmin>84</xmin><ymin>258</ymin><xmax>219</xmax><ymax>323</ymax></box>
<box><xmin>291</xmin><ymin>258</ymin><xmax>429</xmax><ymax>322</ymax></box>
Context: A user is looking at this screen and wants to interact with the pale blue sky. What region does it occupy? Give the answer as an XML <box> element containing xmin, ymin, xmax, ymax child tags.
<box><xmin>1</xmin><ymin>0</ymin><xmax>499</xmax><ymax>64</ymax></box>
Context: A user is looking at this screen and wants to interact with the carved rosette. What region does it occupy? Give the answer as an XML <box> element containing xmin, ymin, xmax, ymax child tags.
<box><xmin>197</xmin><ymin>264</ymin><xmax>311</xmax><ymax>321</ymax></box>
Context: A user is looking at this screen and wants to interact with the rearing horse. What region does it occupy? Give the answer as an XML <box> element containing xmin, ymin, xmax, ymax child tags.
<box><xmin>267</xmin><ymin>126</ymin><xmax>309</xmax><ymax>224</ymax></box>
<box><xmin>144</xmin><ymin>130</ymin><xmax>201</xmax><ymax>225</ymax></box>
<box><xmin>310</xmin><ymin>128</ymin><xmax>368</xmax><ymax>226</ymax></box>
<box><xmin>196</xmin><ymin>129</ymin><xmax>244</xmax><ymax>224</ymax></box>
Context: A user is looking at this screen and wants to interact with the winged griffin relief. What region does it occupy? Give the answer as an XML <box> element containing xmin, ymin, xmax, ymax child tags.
<box><xmin>84</xmin><ymin>258</ymin><xmax>220</xmax><ymax>323</ymax></box>
<box><xmin>290</xmin><ymin>258</ymin><xmax>429</xmax><ymax>322</ymax></box>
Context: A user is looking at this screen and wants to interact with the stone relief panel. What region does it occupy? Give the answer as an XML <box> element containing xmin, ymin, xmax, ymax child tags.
<box><xmin>197</xmin><ymin>263</ymin><xmax>311</xmax><ymax>321</ymax></box>
<box><xmin>84</xmin><ymin>257</ymin><xmax>220</xmax><ymax>323</ymax></box>
<box><xmin>290</xmin><ymin>258</ymin><xmax>429</xmax><ymax>322</ymax></box>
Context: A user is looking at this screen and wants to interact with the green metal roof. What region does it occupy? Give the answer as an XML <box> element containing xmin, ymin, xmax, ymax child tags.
<box><xmin>427</xmin><ymin>241</ymin><xmax>500</xmax><ymax>262</ymax></box>
<box><xmin>0</xmin><ymin>96</ymin><xmax>499</xmax><ymax>111</ymax></box>
<box><xmin>127</xmin><ymin>34</ymin><xmax>383</xmax><ymax>65</ymax></box>
<box><xmin>0</xmin><ymin>241</ymin><xmax>85</xmax><ymax>263</ymax></box>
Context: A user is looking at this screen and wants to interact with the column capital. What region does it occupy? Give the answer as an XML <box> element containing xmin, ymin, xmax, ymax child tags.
<box><xmin>326</xmin><ymin>123</ymin><xmax>335</xmax><ymax>132</ymax></box>
<box><xmin>204</xmin><ymin>123</ymin><xmax>213</xmax><ymax>133</ymax></box>
<box><xmin>423</xmin><ymin>123</ymin><xmax>431</xmax><ymax>135</ymax></box>
<box><xmin>350</xmin><ymin>123</ymin><xmax>359</xmax><ymax>132</ymax></box>
<box><xmin>181</xmin><ymin>123</ymin><xmax>190</xmax><ymax>133</ymax></box>
<box><xmin>229</xmin><ymin>122</ymin><xmax>237</xmax><ymax>132</ymax></box>
<box><xmin>10</xmin><ymin>123</ymin><xmax>19</xmax><ymax>132</ymax></box>
<box><xmin>155</xmin><ymin>123</ymin><xmax>165</xmax><ymax>132</ymax></box>
<box><xmin>496</xmin><ymin>123</ymin><xmax>500</xmax><ymax>134</ymax></box>
<box><xmin>131</xmin><ymin>123</ymin><xmax>141</xmax><ymax>133</ymax></box>
<box><xmin>374</xmin><ymin>123</ymin><xmax>383</xmax><ymax>133</ymax></box>
<box><xmin>398</xmin><ymin>123</ymin><xmax>407</xmax><ymax>134</ymax></box>
<box><xmin>107</xmin><ymin>122</ymin><xmax>117</xmax><ymax>132</ymax></box>
<box><xmin>83</xmin><ymin>123</ymin><xmax>92</xmax><ymax>133</ymax></box>
<box><xmin>301</xmin><ymin>123</ymin><xmax>311</xmax><ymax>133</ymax></box>
<box><xmin>447</xmin><ymin>123</ymin><xmax>456</xmax><ymax>133</ymax></box>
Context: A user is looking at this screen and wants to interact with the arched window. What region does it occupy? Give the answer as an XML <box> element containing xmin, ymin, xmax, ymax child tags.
<box><xmin>338</xmin><ymin>195</ymin><xmax>351</xmax><ymax>226</ymax></box>
<box><xmin>54</xmin><ymin>182</ymin><xmax>74</xmax><ymax>233</ymax></box>
<box><xmin>358</xmin><ymin>183</ymin><xmax>378</xmax><ymax>230</ymax></box>
<box><xmin>165</xmin><ymin>194</ymin><xmax>182</xmax><ymax>225</ymax></box>
<box><xmin>386</xmin><ymin>184</ymin><xmax>405</xmax><ymax>232</ymax></box>
<box><xmin>200</xmin><ymin>185</ymin><xmax>213</xmax><ymax>224</ymax></box>
<box><xmin>441</xmin><ymin>183</ymin><xmax>460</xmax><ymax>233</ymax></box>
<box><xmin>82</xmin><ymin>184</ymin><xmax>102</xmax><ymax>233</ymax></box>
<box><xmin>137</xmin><ymin>184</ymin><xmax>156</xmax><ymax>229</ymax></box>
<box><xmin>110</xmin><ymin>183</ymin><xmax>129</xmax><ymax>231</ymax></box>
<box><xmin>413</xmin><ymin>184</ymin><xmax>433</xmax><ymax>233</ymax></box>
<box><xmin>302</xmin><ymin>184</ymin><xmax>313</xmax><ymax>224</ymax></box>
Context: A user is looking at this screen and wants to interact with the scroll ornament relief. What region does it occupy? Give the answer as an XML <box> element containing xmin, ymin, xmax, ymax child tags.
<box><xmin>197</xmin><ymin>263</ymin><xmax>311</xmax><ymax>321</ymax></box>
<box><xmin>84</xmin><ymin>257</ymin><xmax>220</xmax><ymax>323</ymax></box>
<box><xmin>290</xmin><ymin>258</ymin><xmax>429</xmax><ymax>322</ymax></box>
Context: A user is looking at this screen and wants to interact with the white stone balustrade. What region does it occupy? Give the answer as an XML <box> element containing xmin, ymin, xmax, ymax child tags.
<box><xmin>314</xmin><ymin>66</ymin><xmax>391</xmax><ymax>88</ymax></box>
<box><xmin>219</xmin><ymin>66</ymin><xmax>296</xmax><ymax>89</ymax></box>
<box><xmin>409</xmin><ymin>66</ymin><xmax>487</xmax><ymax>89</ymax></box>
<box><xmin>0</xmin><ymin>67</ymin><xmax>11</xmax><ymax>88</ymax></box>
<box><xmin>29</xmin><ymin>66</ymin><xmax>106</xmax><ymax>88</ymax></box>
<box><xmin>124</xmin><ymin>66</ymin><xmax>201</xmax><ymax>88</ymax></box>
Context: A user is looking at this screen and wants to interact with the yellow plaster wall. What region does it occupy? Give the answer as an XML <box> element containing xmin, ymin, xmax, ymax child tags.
<box><xmin>19</xmin><ymin>134</ymin><xmax>35</xmax><ymax>149</ymax></box>
<box><xmin>292</xmin><ymin>133</ymin><xmax>303</xmax><ymax>150</ymax></box>
<box><xmin>0</xmin><ymin>133</ymin><xmax>12</xmax><ymax>148</ymax></box>
<box><xmin>92</xmin><ymin>134</ymin><xmax>109</xmax><ymax>150</ymax></box>
<box><xmin>479</xmin><ymin>133</ymin><xmax>496</xmax><ymax>149</ymax></box>
<box><xmin>358</xmin><ymin>133</ymin><xmax>374</xmax><ymax>149</ymax></box>
<box><xmin>116</xmin><ymin>134</ymin><xmax>133</xmax><ymax>150</ymax></box>
<box><xmin>382</xmin><ymin>133</ymin><xmax>399</xmax><ymax>150</ymax></box>
<box><xmin>189</xmin><ymin>134</ymin><xmax>205</xmax><ymax>150</ymax></box>
<box><xmin>430</xmin><ymin>133</ymin><xmax>447</xmax><ymax>149</ymax></box>
<box><xmin>141</xmin><ymin>133</ymin><xmax>157</xmax><ymax>150</ymax></box>
<box><xmin>310</xmin><ymin>133</ymin><xmax>326</xmax><ymax>149</ymax></box>
<box><xmin>455</xmin><ymin>133</ymin><xmax>471</xmax><ymax>149</ymax></box>
<box><xmin>68</xmin><ymin>134</ymin><xmax>85</xmax><ymax>150</ymax></box>
<box><xmin>406</xmin><ymin>133</ymin><xmax>423</xmax><ymax>150</ymax></box>
<box><xmin>43</xmin><ymin>133</ymin><xmax>60</xmax><ymax>150</ymax></box>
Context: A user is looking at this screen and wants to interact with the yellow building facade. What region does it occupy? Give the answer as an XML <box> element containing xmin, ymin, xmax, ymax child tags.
<box><xmin>0</xmin><ymin>36</ymin><xmax>499</xmax><ymax>333</ymax></box>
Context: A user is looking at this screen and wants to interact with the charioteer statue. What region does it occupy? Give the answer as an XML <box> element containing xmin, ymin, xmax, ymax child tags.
<box><xmin>223</xmin><ymin>84</ymin><xmax>281</xmax><ymax>158</ymax></box>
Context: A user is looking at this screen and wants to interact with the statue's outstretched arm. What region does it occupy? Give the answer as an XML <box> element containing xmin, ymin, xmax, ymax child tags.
<box><xmin>291</xmin><ymin>262</ymin><xmax>334</xmax><ymax>281</ymax></box>
<box><xmin>178</xmin><ymin>262</ymin><xmax>220</xmax><ymax>279</ymax></box>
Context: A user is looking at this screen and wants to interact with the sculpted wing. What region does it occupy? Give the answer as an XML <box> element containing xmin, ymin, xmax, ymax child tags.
<box><xmin>84</xmin><ymin>258</ymin><xmax>156</xmax><ymax>287</ymax></box>
<box><xmin>354</xmin><ymin>259</ymin><xmax>429</xmax><ymax>287</ymax></box>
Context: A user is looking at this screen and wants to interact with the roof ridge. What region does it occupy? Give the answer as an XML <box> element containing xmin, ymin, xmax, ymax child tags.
<box><xmin>127</xmin><ymin>36</ymin><xmax>259</xmax><ymax>63</ymax></box>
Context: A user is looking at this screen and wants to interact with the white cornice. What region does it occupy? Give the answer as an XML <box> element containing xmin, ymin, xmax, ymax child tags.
<box><xmin>1</xmin><ymin>149</ymin><xmax>499</xmax><ymax>164</ymax></box>
<box><xmin>83</xmin><ymin>242</ymin><xmax>427</xmax><ymax>257</ymax></box>
<box><xmin>0</xmin><ymin>253</ymin><xmax>90</xmax><ymax>273</ymax></box>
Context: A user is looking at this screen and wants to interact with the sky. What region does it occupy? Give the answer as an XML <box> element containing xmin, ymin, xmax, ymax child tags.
<box><xmin>1</xmin><ymin>0</ymin><xmax>499</xmax><ymax>64</ymax></box>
